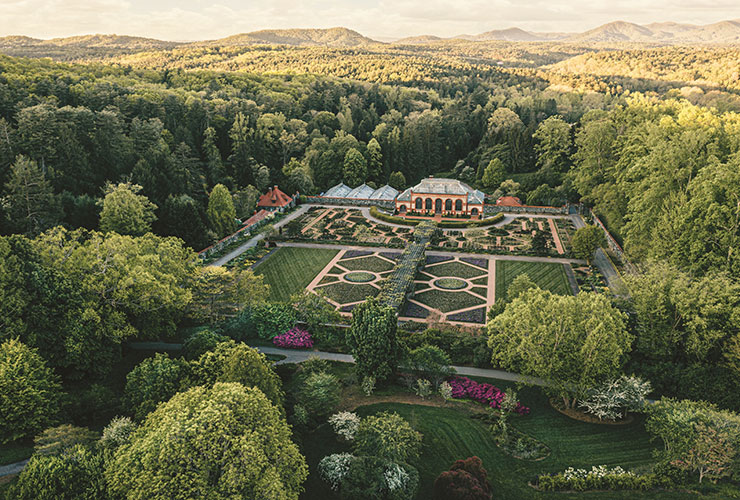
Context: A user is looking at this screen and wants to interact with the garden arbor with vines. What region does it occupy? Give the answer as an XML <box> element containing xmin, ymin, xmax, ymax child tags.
<box><xmin>377</xmin><ymin>221</ymin><xmax>438</xmax><ymax>312</ymax></box>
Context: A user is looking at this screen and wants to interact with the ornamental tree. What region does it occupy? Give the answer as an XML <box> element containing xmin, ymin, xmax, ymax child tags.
<box><xmin>488</xmin><ymin>289</ymin><xmax>631</xmax><ymax>408</ymax></box>
<box><xmin>298</xmin><ymin>371</ymin><xmax>341</xmax><ymax>420</ymax></box>
<box><xmin>354</xmin><ymin>411</ymin><xmax>422</xmax><ymax>463</ymax></box>
<box><xmin>99</xmin><ymin>182</ymin><xmax>157</xmax><ymax>236</ymax></box>
<box><xmin>0</xmin><ymin>338</ymin><xmax>62</xmax><ymax>443</ymax></box>
<box><xmin>107</xmin><ymin>383</ymin><xmax>307</xmax><ymax>500</ymax></box>
<box><xmin>406</xmin><ymin>344</ymin><xmax>454</xmax><ymax>388</ymax></box>
<box><xmin>433</xmin><ymin>456</ymin><xmax>492</xmax><ymax>500</ymax></box>
<box><xmin>190</xmin><ymin>266</ymin><xmax>268</xmax><ymax>324</ymax></box>
<box><xmin>481</xmin><ymin>158</ymin><xmax>505</xmax><ymax>190</ymax></box>
<box><xmin>646</xmin><ymin>398</ymin><xmax>740</xmax><ymax>483</ymax></box>
<box><xmin>347</xmin><ymin>298</ymin><xmax>401</xmax><ymax>384</ymax></box>
<box><xmin>339</xmin><ymin>456</ymin><xmax>419</xmax><ymax>500</ymax></box>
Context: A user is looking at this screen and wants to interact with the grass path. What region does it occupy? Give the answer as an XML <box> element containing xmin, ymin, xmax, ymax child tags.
<box><xmin>254</xmin><ymin>246</ymin><xmax>338</xmax><ymax>302</ymax></box>
<box><xmin>495</xmin><ymin>260</ymin><xmax>571</xmax><ymax>301</ymax></box>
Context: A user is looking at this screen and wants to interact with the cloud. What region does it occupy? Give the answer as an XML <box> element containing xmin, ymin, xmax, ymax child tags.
<box><xmin>0</xmin><ymin>0</ymin><xmax>738</xmax><ymax>41</ymax></box>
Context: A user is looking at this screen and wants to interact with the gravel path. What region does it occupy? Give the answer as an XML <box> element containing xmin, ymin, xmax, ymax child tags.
<box><xmin>256</xmin><ymin>346</ymin><xmax>547</xmax><ymax>386</ymax></box>
<box><xmin>211</xmin><ymin>205</ymin><xmax>310</xmax><ymax>267</ymax></box>
<box><xmin>570</xmin><ymin>214</ymin><xmax>625</xmax><ymax>293</ymax></box>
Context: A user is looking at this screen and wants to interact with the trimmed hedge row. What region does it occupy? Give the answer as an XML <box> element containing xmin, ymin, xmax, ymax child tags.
<box><xmin>369</xmin><ymin>207</ymin><xmax>504</xmax><ymax>228</ymax></box>
<box><xmin>535</xmin><ymin>473</ymin><xmax>664</xmax><ymax>492</ymax></box>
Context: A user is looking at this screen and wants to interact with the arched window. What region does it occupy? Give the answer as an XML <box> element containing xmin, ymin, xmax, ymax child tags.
<box><xmin>471</xmin><ymin>207</ymin><xmax>479</xmax><ymax>216</ymax></box>
<box><xmin>435</xmin><ymin>199</ymin><xmax>443</xmax><ymax>213</ymax></box>
<box><xmin>455</xmin><ymin>199</ymin><xmax>463</xmax><ymax>211</ymax></box>
<box><xmin>415</xmin><ymin>198</ymin><xmax>423</xmax><ymax>210</ymax></box>
<box><xmin>445</xmin><ymin>199</ymin><xmax>452</xmax><ymax>211</ymax></box>
<box><xmin>399</xmin><ymin>204</ymin><xmax>407</xmax><ymax>213</ymax></box>
<box><xmin>425</xmin><ymin>198</ymin><xmax>433</xmax><ymax>210</ymax></box>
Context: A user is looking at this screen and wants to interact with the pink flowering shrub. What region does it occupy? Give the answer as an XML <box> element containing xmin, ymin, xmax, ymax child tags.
<box><xmin>273</xmin><ymin>327</ymin><xmax>314</xmax><ymax>349</ymax></box>
<box><xmin>448</xmin><ymin>377</ymin><xmax>530</xmax><ymax>415</ymax></box>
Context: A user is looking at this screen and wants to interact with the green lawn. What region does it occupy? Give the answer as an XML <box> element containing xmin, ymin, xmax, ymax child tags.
<box><xmin>255</xmin><ymin>247</ymin><xmax>339</xmax><ymax>302</ymax></box>
<box><xmin>300</xmin><ymin>380</ymin><xmax>733</xmax><ymax>499</ymax></box>
<box><xmin>0</xmin><ymin>440</ymin><xmax>33</xmax><ymax>466</ymax></box>
<box><xmin>495</xmin><ymin>260</ymin><xmax>572</xmax><ymax>301</ymax></box>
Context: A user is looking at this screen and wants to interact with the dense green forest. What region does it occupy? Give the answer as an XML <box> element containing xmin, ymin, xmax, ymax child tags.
<box><xmin>2</xmin><ymin>36</ymin><xmax>740</xmax><ymax>499</ymax></box>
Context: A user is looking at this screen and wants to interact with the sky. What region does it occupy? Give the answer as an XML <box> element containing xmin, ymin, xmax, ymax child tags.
<box><xmin>1</xmin><ymin>0</ymin><xmax>739</xmax><ymax>41</ymax></box>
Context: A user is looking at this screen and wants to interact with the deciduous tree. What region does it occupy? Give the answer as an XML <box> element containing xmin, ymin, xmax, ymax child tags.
<box><xmin>488</xmin><ymin>289</ymin><xmax>631</xmax><ymax>407</ymax></box>
<box><xmin>107</xmin><ymin>383</ymin><xmax>307</xmax><ymax>500</ymax></box>
<box><xmin>0</xmin><ymin>339</ymin><xmax>62</xmax><ymax>443</ymax></box>
<box><xmin>99</xmin><ymin>182</ymin><xmax>157</xmax><ymax>236</ymax></box>
<box><xmin>347</xmin><ymin>298</ymin><xmax>401</xmax><ymax>384</ymax></box>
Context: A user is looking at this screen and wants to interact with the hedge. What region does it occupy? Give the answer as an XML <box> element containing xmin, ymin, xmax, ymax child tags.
<box><xmin>370</xmin><ymin>207</ymin><xmax>504</xmax><ymax>228</ymax></box>
<box><xmin>535</xmin><ymin>473</ymin><xmax>665</xmax><ymax>492</ymax></box>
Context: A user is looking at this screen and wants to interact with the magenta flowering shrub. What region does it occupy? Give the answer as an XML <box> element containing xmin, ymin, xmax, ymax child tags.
<box><xmin>273</xmin><ymin>327</ymin><xmax>314</xmax><ymax>349</ymax></box>
<box><xmin>448</xmin><ymin>377</ymin><xmax>530</xmax><ymax>415</ymax></box>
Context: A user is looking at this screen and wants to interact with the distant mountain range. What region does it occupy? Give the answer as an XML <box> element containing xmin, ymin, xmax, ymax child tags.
<box><xmin>402</xmin><ymin>19</ymin><xmax>740</xmax><ymax>44</ymax></box>
<box><xmin>1</xmin><ymin>20</ymin><xmax>739</xmax><ymax>60</ymax></box>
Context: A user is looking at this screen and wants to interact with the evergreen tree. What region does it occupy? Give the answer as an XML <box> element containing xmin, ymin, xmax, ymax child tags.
<box><xmin>4</xmin><ymin>155</ymin><xmax>59</xmax><ymax>235</ymax></box>
<box><xmin>342</xmin><ymin>148</ymin><xmax>368</xmax><ymax>187</ymax></box>
<box><xmin>346</xmin><ymin>298</ymin><xmax>400</xmax><ymax>384</ymax></box>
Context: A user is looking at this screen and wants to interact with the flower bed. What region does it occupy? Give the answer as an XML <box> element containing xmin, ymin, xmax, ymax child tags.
<box><xmin>344</xmin><ymin>271</ymin><xmax>375</xmax><ymax>283</ymax></box>
<box><xmin>401</xmin><ymin>301</ymin><xmax>430</xmax><ymax>319</ymax></box>
<box><xmin>425</xmin><ymin>255</ymin><xmax>453</xmax><ymax>265</ymax></box>
<box><xmin>448</xmin><ymin>377</ymin><xmax>529</xmax><ymax>414</ymax></box>
<box><xmin>342</xmin><ymin>249</ymin><xmax>373</xmax><ymax>259</ymax></box>
<box><xmin>460</xmin><ymin>257</ymin><xmax>488</xmax><ymax>269</ymax></box>
<box><xmin>273</xmin><ymin>327</ymin><xmax>314</xmax><ymax>349</ymax></box>
<box><xmin>434</xmin><ymin>277</ymin><xmax>468</xmax><ymax>290</ymax></box>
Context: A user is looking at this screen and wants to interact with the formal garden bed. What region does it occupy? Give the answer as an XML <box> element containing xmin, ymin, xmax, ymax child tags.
<box><xmin>574</xmin><ymin>265</ymin><xmax>610</xmax><ymax>294</ymax></box>
<box><xmin>281</xmin><ymin>207</ymin><xmax>413</xmax><ymax>247</ymax></box>
<box><xmin>400</xmin><ymin>255</ymin><xmax>492</xmax><ymax>324</ymax></box>
<box><xmin>429</xmin><ymin>217</ymin><xmax>566</xmax><ymax>256</ymax></box>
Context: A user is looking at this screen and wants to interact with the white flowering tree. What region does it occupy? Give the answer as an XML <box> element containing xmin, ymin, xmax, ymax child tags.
<box><xmin>579</xmin><ymin>376</ymin><xmax>651</xmax><ymax>421</ymax></box>
<box><xmin>328</xmin><ymin>412</ymin><xmax>361</xmax><ymax>441</ymax></box>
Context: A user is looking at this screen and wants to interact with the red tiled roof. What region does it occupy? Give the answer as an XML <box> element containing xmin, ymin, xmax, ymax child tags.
<box><xmin>258</xmin><ymin>185</ymin><xmax>293</xmax><ymax>208</ymax></box>
<box><xmin>496</xmin><ymin>196</ymin><xmax>523</xmax><ymax>207</ymax></box>
<box><xmin>243</xmin><ymin>209</ymin><xmax>270</xmax><ymax>227</ymax></box>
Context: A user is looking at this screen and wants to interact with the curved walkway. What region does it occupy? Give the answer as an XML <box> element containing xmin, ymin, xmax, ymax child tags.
<box><xmin>256</xmin><ymin>346</ymin><xmax>547</xmax><ymax>387</ymax></box>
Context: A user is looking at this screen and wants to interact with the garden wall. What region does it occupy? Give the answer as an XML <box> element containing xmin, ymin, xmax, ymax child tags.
<box><xmin>484</xmin><ymin>204</ymin><xmax>568</xmax><ymax>215</ymax></box>
<box><xmin>589</xmin><ymin>210</ymin><xmax>637</xmax><ymax>274</ymax></box>
<box><xmin>300</xmin><ymin>195</ymin><xmax>395</xmax><ymax>210</ymax></box>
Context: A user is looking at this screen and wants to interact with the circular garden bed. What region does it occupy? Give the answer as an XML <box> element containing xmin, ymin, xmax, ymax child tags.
<box><xmin>344</xmin><ymin>271</ymin><xmax>376</xmax><ymax>283</ymax></box>
<box><xmin>434</xmin><ymin>277</ymin><xmax>468</xmax><ymax>290</ymax></box>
